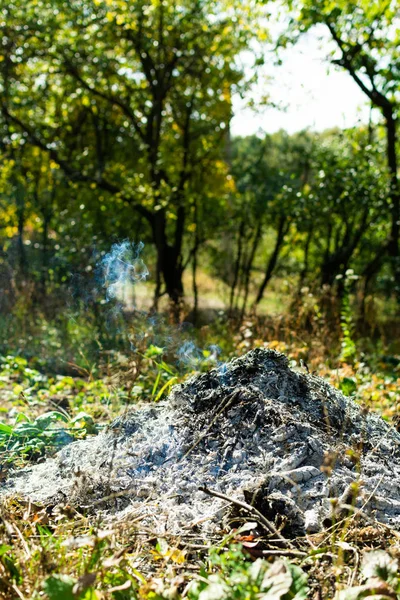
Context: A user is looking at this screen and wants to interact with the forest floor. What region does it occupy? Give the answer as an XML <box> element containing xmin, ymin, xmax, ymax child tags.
<box><xmin>1</xmin><ymin>313</ymin><xmax>400</xmax><ymax>599</ymax></box>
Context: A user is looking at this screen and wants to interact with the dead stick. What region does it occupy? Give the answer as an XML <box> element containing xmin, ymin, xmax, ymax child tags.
<box><xmin>259</xmin><ymin>549</ymin><xmax>307</xmax><ymax>557</ymax></box>
<box><xmin>199</xmin><ymin>485</ymin><xmax>294</xmax><ymax>548</ymax></box>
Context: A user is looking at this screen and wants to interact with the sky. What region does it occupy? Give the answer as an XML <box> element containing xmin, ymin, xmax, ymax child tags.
<box><xmin>231</xmin><ymin>28</ymin><xmax>371</xmax><ymax>137</ymax></box>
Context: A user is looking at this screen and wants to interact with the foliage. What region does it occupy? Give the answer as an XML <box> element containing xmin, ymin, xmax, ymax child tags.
<box><xmin>338</xmin><ymin>270</ymin><xmax>358</xmax><ymax>364</ymax></box>
<box><xmin>280</xmin><ymin>0</ymin><xmax>400</xmax><ymax>294</ymax></box>
<box><xmin>188</xmin><ymin>546</ymin><xmax>308</xmax><ymax>600</ymax></box>
<box><xmin>0</xmin><ymin>406</ymin><xmax>98</xmax><ymax>465</ymax></box>
<box><xmin>0</xmin><ymin>0</ymin><xmax>267</xmax><ymax>304</ymax></box>
<box><xmin>0</xmin><ymin>0</ymin><xmax>398</xmax><ymax>310</ymax></box>
<box><xmin>336</xmin><ymin>551</ymin><xmax>400</xmax><ymax>599</ymax></box>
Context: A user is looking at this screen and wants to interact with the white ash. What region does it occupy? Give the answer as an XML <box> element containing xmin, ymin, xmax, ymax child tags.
<box><xmin>3</xmin><ymin>348</ymin><xmax>400</xmax><ymax>537</ymax></box>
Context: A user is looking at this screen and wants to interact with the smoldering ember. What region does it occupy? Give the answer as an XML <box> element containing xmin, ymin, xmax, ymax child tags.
<box><xmin>4</xmin><ymin>348</ymin><xmax>400</xmax><ymax>538</ymax></box>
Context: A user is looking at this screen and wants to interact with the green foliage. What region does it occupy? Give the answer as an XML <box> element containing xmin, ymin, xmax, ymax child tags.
<box><xmin>281</xmin><ymin>0</ymin><xmax>400</xmax><ymax>297</ymax></box>
<box><xmin>339</xmin><ymin>377</ymin><xmax>357</xmax><ymax>396</ymax></box>
<box><xmin>336</xmin><ymin>550</ymin><xmax>400</xmax><ymax>600</ymax></box>
<box><xmin>339</xmin><ymin>271</ymin><xmax>358</xmax><ymax>364</ymax></box>
<box><xmin>188</xmin><ymin>546</ymin><xmax>309</xmax><ymax>600</ymax></box>
<box><xmin>0</xmin><ymin>409</ymin><xmax>97</xmax><ymax>463</ymax></box>
<box><xmin>43</xmin><ymin>575</ymin><xmax>76</xmax><ymax>600</ymax></box>
<box><xmin>284</xmin><ymin>0</ymin><xmax>400</xmax><ymax>103</ymax></box>
<box><xmin>0</xmin><ymin>543</ymin><xmax>21</xmax><ymax>585</ymax></box>
<box><xmin>0</xmin><ymin>0</ymin><xmax>268</xmax><ymax>303</ymax></box>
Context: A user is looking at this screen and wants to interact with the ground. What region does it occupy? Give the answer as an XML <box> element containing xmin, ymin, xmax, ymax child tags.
<box><xmin>1</xmin><ymin>317</ymin><xmax>400</xmax><ymax>599</ymax></box>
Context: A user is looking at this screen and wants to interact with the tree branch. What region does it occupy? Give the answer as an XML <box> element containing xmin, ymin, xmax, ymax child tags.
<box><xmin>64</xmin><ymin>61</ymin><xmax>146</xmax><ymax>143</ymax></box>
<box><xmin>326</xmin><ymin>21</ymin><xmax>392</xmax><ymax>113</ymax></box>
<box><xmin>1</xmin><ymin>103</ymin><xmax>153</xmax><ymax>222</ymax></box>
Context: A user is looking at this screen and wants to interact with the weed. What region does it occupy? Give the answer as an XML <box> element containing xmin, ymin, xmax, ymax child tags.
<box><xmin>0</xmin><ymin>410</ymin><xmax>97</xmax><ymax>466</ymax></box>
<box><xmin>338</xmin><ymin>271</ymin><xmax>358</xmax><ymax>364</ymax></box>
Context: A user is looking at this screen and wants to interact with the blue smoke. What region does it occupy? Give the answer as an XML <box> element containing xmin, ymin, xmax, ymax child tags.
<box><xmin>177</xmin><ymin>340</ymin><xmax>222</xmax><ymax>371</ymax></box>
<box><xmin>177</xmin><ymin>341</ymin><xmax>203</xmax><ymax>368</ymax></box>
<box><xmin>95</xmin><ymin>240</ymin><xmax>225</xmax><ymax>376</ymax></box>
<box><xmin>98</xmin><ymin>241</ymin><xmax>149</xmax><ymax>308</ymax></box>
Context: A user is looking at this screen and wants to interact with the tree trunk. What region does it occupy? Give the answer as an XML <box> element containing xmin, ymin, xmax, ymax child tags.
<box><xmin>385</xmin><ymin>110</ymin><xmax>400</xmax><ymax>289</ymax></box>
<box><xmin>152</xmin><ymin>254</ymin><xmax>162</xmax><ymax>312</ymax></box>
<box><xmin>191</xmin><ymin>199</ymin><xmax>200</xmax><ymax>324</ymax></box>
<box><xmin>152</xmin><ymin>210</ymin><xmax>185</xmax><ymax>319</ymax></box>
<box><xmin>229</xmin><ymin>217</ymin><xmax>245</xmax><ymax>315</ymax></box>
<box><xmin>359</xmin><ymin>245</ymin><xmax>387</xmax><ymax>322</ymax></box>
<box><xmin>15</xmin><ymin>181</ymin><xmax>27</xmax><ymax>277</ymax></box>
<box><xmin>297</xmin><ymin>226</ymin><xmax>313</xmax><ymax>292</ymax></box>
<box><xmin>254</xmin><ymin>216</ymin><xmax>287</xmax><ymax>307</ymax></box>
<box><xmin>240</xmin><ymin>221</ymin><xmax>262</xmax><ymax>319</ymax></box>
<box><xmin>40</xmin><ymin>213</ymin><xmax>50</xmax><ymax>296</ymax></box>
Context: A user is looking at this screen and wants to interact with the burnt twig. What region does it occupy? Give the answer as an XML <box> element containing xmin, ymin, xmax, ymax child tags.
<box><xmin>179</xmin><ymin>390</ymin><xmax>242</xmax><ymax>462</ymax></box>
<box><xmin>199</xmin><ymin>485</ymin><xmax>294</xmax><ymax>549</ymax></box>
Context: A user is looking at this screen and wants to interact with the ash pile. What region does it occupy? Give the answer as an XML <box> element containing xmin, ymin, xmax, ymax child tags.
<box><xmin>4</xmin><ymin>348</ymin><xmax>400</xmax><ymax>537</ymax></box>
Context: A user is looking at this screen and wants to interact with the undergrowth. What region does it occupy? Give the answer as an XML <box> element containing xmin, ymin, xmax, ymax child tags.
<box><xmin>1</xmin><ymin>304</ymin><xmax>400</xmax><ymax>599</ymax></box>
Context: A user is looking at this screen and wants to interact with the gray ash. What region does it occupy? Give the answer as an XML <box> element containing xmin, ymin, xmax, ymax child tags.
<box><xmin>4</xmin><ymin>348</ymin><xmax>400</xmax><ymax>538</ymax></box>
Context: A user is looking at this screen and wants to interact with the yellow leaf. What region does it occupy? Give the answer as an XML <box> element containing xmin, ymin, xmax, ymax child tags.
<box><xmin>168</xmin><ymin>548</ymin><xmax>186</xmax><ymax>564</ymax></box>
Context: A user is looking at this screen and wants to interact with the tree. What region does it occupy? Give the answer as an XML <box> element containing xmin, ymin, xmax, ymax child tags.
<box><xmin>228</xmin><ymin>131</ymin><xmax>312</xmax><ymax>312</ymax></box>
<box><xmin>282</xmin><ymin>0</ymin><xmax>400</xmax><ymax>292</ymax></box>
<box><xmin>0</xmin><ymin>0</ymin><xmax>264</xmax><ymax>311</ymax></box>
<box><xmin>298</xmin><ymin>129</ymin><xmax>388</xmax><ymax>293</ymax></box>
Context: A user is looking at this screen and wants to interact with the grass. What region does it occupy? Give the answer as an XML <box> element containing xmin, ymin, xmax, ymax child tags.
<box><xmin>1</xmin><ymin>303</ymin><xmax>400</xmax><ymax>599</ymax></box>
<box><xmin>2</xmin><ymin>486</ymin><xmax>400</xmax><ymax>599</ymax></box>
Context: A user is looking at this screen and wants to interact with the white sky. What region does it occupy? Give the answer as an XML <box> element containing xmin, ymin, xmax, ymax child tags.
<box><xmin>231</xmin><ymin>28</ymin><xmax>371</xmax><ymax>137</ymax></box>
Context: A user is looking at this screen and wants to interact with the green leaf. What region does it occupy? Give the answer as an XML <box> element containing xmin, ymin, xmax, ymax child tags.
<box><xmin>0</xmin><ymin>545</ymin><xmax>12</xmax><ymax>557</ymax></box>
<box><xmin>283</xmin><ymin>561</ymin><xmax>309</xmax><ymax>599</ymax></box>
<box><xmin>340</xmin><ymin>377</ymin><xmax>357</xmax><ymax>396</ymax></box>
<box><xmin>155</xmin><ymin>376</ymin><xmax>178</xmax><ymax>401</ymax></box>
<box><xmin>151</xmin><ymin>370</ymin><xmax>162</xmax><ymax>398</ymax></box>
<box><xmin>0</xmin><ymin>423</ymin><xmax>13</xmax><ymax>435</ymax></box>
<box><xmin>70</xmin><ymin>412</ymin><xmax>96</xmax><ymax>433</ymax></box>
<box><xmin>13</xmin><ymin>423</ymin><xmax>42</xmax><ymax>437</ymax></box>
<box><xmin>15</xmin><ymin>413</ymin><xmax>30</xmax><ymax>423</ymax></box>
<box><xmin>2</xmin><ymin>555</ymin><xmax>21</xmax><ymax>583</ymax></box>
<box><xmin>145</xmin><ymin>345</ymin><xmax>164</xmax><ymax>358</ymax></box>
<box><xmin>43</xmin><ymin>575</ymin><xmax>75</xmax><ymax>600</ymax></box>
<box><xmin>35</xmin><ymin>411</ymin><xmax>69</xmax><ymax>430</ymax></box>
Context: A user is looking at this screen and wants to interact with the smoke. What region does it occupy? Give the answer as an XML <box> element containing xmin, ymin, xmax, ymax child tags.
<box><xmin>96</xmin><ymin>240</ymin><xmax>222</xmax><ymax>374</ymax></box>
<box><xmin>177</xmin><ymin>341</ymin><xmax>203</xmax><ymax>368</ymax></box>
<box><xmin>98</xmin><ymin>240</ymin><xmax>149</xmax><ymax>310</ymax></box>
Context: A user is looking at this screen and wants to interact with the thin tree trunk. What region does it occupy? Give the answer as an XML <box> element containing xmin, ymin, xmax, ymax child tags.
<box><xmin>40</xmin><ymin>213</ymin><xmax>50</xmax><ymax>296</ymax></box>
<box><xmin>240</xmin><ymin>221</ymin><xmax>262</xmax><ymax>319</ymax></box>
<box><xmin>385</xmin><ymin>111</ymin><xmax>400</xmax><ymax>288</ymax></box>
<box><xmin>152</xmin><ymin>255</ymin><xmax>162</xmax><ymax>312</ymax></box>
<box><xmin>359</xmin><ymin>245</ymin><xmax>387</xmax><ymax>322</ymax></box>
<box><xmin>254</xmin><ymin>216</ymin><xmax>288</xmax><ymax>307</ymax></box>
<box><xmin>298</xmin><ymin>226</ymin><xmax>313</xmax><ymax>292</ymax></box>
<box><xmin>229</xmin><ymin>217</ymin><xmax>245</xmax><ymax>315</ymax></box>
<box><xmin>151</xmin><ymin>208</ymin><xmax>184</xmax><ymax>319</ymax></box>
<box><xmin>15</xmin><ymin>181</ymin><xmax>27</xmax><ymax>277</ymax></box>
<box><xmin>192</xmin><ymin>199</ymin><xmax>200</xmax><ymax>324</ymax></box>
